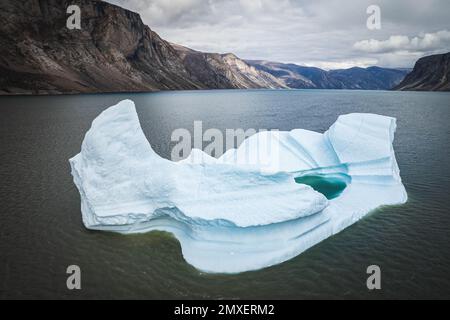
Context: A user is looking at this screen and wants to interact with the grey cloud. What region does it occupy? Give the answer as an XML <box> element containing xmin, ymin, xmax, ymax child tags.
<box><xmin>105</xmin><ymin>0</ymin><xmax>450</xmax><ymax>68</ymax></box>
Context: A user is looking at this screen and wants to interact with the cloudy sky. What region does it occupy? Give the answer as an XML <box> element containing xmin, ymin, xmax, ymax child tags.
<box><xmin>106</xmin><ymin>0</ymin><xmax>450</xmax><ymax>69</ymax></box>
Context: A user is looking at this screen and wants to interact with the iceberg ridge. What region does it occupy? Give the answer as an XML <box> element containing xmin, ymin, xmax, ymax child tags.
<box><xmin>70</xmin><ymin>100</ymin><xmax>407</xmax><ymax>273</ymax></box>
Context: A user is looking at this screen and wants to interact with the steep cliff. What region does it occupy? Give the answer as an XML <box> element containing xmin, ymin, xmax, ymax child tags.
<box><xmin>173</xmin><ymin>45</ymin><xmax>287</xmax><ymax>89</ymax></box>
<box><xmin>395</xmin><ymin>53</ymin><xmax>450</xmax><ymax>91</ymax></box>
<box><xmin>0</xmin><ymin>0</ymin><xmax>288</xmax><ymax>94</ymax></box>
<box><xmin>0</xmin><ymin>0</ymin><xmax>210</xmax><ymax>94</ymax></box>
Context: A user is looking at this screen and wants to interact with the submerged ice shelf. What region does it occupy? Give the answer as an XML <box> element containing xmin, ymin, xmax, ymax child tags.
<box><xmin>70</xmin><ymin>100</ymin><xmax>407</xmax><ymax>273</ymax></box>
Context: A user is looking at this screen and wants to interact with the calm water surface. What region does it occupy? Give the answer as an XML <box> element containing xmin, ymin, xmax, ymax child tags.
<box><xmin>0</xmin><ymin>89</ymin><xmax>449</xmax><ymax>299</ymax></box>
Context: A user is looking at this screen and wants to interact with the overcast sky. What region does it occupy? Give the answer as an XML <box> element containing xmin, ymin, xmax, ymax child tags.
<box><xmin>106</xmin><ymin>0</ymin><xmax>450</xmax><ymax>69</ymax></box>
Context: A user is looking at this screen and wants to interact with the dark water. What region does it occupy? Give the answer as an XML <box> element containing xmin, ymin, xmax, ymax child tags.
<box><xmin>0</xmin><ymin>89</ymin><xmax>449</xmax><ymax>299</ymax></box>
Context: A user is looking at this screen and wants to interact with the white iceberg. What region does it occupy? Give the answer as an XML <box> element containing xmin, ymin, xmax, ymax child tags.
<box><xmin>70</xmin><ymin>100</ymin><xmax>407</xmax><ymax>273</ymax></box>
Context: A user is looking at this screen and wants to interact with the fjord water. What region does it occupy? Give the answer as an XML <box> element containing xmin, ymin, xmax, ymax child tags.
<box><xmin>0</xmin><ymin>89</ymin><xmax>449</xmax><ymax>299</ymax></box>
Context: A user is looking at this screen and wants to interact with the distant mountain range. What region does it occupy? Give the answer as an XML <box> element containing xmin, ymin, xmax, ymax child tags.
<box><xmin>246</xmin><ymin>61</ymin><xmax>410</xmax><ymax>90</ymax></box>
<box><xmin>0</xmin><ymin>0</ymin><xmax>447</xmax><ymax>95</ymax></box>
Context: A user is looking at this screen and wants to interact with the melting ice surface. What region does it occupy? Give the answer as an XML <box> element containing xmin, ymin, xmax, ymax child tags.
<box><xmin>295</xmin><ymin>173</ymin><xmax>351</xmax><ymax>200</ymax></box>
<box><xmin>70</xmin><ymin>100</ymin><xmax>407</xmax><ymax>273</ymax></box>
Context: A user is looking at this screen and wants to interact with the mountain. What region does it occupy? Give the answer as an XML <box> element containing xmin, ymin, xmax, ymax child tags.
<box><xmin>244</xmin><ymin>61</ymin><xmax>318</xmax><ymax>88</ymax></box>
<box><xmin>0</xmin><ymin>0</ymin><xmax>285</xmax><ymax>95</ymax></box>
<box><xmin>172</xmin><ymin>45</ymin><xmax>287</xmax><ymax>89</ymax></box>
<box><xmin>0</xmin><ymin>0</ymin><xmax>436</xmax><ymax>95</ymax></box>
<box><xmin>247</xmin><ymin>60</ymin><xmax>409</xmax><ymax>90</ymax></box>
<box><xmin>394</xmin><ymin>53</ymin><xmax>450</xmax><ymax>91</ymax></box>
<box><xmin>328</xmin><ymin>67</ymin><xmax>410</xmax><ymax>90</ymax></box>
<box><xmin>0</xmin><ymin>0</ymin><xmax>203</xmax><ymax>94</ymax></box>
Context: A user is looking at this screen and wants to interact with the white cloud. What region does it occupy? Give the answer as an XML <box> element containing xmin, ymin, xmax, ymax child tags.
<box><xmin>354</xmin><ymin>30</ymin><xmax>450</xmax><ymax>53</ymax></box>
<box><xmin>304</xmin><ymin>58</ymin><xmax>379</xmax><ymax>70</ymax></box>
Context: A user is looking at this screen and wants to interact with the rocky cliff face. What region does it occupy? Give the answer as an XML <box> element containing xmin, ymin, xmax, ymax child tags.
<box><xmin>0</xmin><ymin>0</ymin><xmax>286</xmax><ymax>95</ymax></box>
<box><xmin>0</xmin><ymin>0</ymin><xmax>208</xmax><ymax>94</ymax></box>
<box><xmin>247</xmin><ymin>60</ymin><xmax>409</xmax><ymax>90</ymax></box>
<box><xmin>173</xmin><ymin>45</ymin><xmax>287</xmax><ymax>89</ymax></box>
<box><xmin>395</xmin><ymin>53</ymin><xmax>450</xmax><ymax>91</ymax></box>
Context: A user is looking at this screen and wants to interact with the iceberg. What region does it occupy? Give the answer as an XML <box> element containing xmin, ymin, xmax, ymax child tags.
<box><xmin>69</xmin><ymin>100</ymin><xmax>407</xmax><ymax>273</ymax></box>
